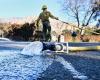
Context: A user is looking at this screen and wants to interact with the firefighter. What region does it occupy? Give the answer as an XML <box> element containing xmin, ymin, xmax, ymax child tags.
<box><xmin>37</xmin><ymin>5</ymin><xmax>59</xmax><ymax>41</ymax></box>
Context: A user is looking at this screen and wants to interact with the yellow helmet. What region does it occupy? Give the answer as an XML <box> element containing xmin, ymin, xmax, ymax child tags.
<box><xmin>42</xmin><ymin>5</ymin><xmax>47</xmax><ymax>10</ymax></box>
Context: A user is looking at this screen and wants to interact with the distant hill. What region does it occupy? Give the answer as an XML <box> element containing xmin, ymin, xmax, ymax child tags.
<box><xmin>0</xmin><ymin>16</ymin><xmax>76</xmax><ymax>35</ymax></box>
<box><xmin>0</xmin><ymin>16</ymin><xmax>37</xmax><ymax>24</ymax></box>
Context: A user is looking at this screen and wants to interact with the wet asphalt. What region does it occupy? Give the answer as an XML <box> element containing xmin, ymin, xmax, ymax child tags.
<box><xmin>1</xmin><ymin>50</ymin><xmax>100</xmax><ymax>80</ymax></box>
<box><xmin>0</xmin><ymin>41</ymin><xmax>100</xmax><ymax>80</ymax></box>
<box><xmin>38</xmin><ymin>51</ymin><xmax>100</xmax><ymax>80</ymax></box>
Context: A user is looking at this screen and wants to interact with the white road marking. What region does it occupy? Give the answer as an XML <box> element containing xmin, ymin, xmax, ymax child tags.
<box><xmin>55</xmin><ymin>56</ymin><xmax>88</xmax><ymax>80</ymax></box>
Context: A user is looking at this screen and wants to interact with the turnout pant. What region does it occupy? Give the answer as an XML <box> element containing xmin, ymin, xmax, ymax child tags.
<box><xmin>42</xmin><ymin>21</ymin><xmax>51</xmax><ymax>41</ymax></box>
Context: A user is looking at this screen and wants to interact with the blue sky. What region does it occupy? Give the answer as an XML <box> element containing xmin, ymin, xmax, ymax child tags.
<box><xmin>0</xmin><ymin>0</ymin><xmax>67</xmax><ymax>21</ymax></box>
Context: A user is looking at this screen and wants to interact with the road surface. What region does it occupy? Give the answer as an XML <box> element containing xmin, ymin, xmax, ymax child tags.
<box><xmin>0</xmin><ymin>41</ymin><xmax>100</xmax><ymax>80</ymax></box>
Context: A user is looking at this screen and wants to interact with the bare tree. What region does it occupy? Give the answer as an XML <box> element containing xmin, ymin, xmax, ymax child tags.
<box><xmin>63</xmin><ymin>0</ymin><xmax>100</xmax><ymax>27</ymax></box>
<box><xmin>92</xmin><ymin>0</ymin><xmax>100</xmax><ymax>28</ymax></box>
<box><xmin>63</xmin><ymin>0</ymin><xmax>83</xmax><ymax>27</ymax></box>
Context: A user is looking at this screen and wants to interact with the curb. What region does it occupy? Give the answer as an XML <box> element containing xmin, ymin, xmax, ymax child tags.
<box><xmin>68</xmin><ymin>46</ymin><xmax>100</xmax><ymax>51</ymax></box>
